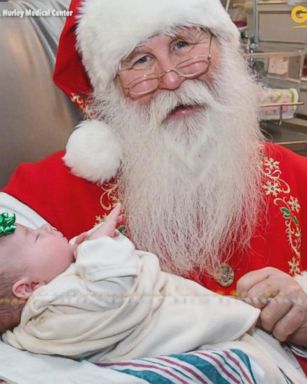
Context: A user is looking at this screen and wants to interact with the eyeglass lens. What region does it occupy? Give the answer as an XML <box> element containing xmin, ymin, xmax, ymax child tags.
<box><xmin>120</xmin><ymin>30</ymin><xmax>213</xmax><ymax>97</ymax></box>
<box><xmin>129</xmin><ymin>57</ymin><xmax>210</xmax><ymax>97</ymax></box>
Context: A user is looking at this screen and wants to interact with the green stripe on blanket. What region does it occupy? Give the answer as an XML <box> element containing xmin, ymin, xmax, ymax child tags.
<box><xmin>98</xmin><ymin>349</ymin><xmax>259</xmax><ymax>384</ymax></box>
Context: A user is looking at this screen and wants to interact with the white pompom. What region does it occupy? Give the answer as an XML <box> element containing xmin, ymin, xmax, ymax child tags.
<box><xmin>64</xmin><ymin>120</ymin><xmax>122</xmax><ymax>184</ymax></box>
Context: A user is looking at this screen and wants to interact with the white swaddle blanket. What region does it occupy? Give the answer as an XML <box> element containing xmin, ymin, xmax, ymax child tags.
<box><xmin>0</xmin><ymin>340</ymin><xmax>146</xmax><ymax>384</ymax></box>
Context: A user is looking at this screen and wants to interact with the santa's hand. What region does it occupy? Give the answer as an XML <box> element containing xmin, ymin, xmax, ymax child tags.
<box><xmin>237</xmin><ymin>267</ymin><xmax>307</xmax><ymax>346</ymax></box>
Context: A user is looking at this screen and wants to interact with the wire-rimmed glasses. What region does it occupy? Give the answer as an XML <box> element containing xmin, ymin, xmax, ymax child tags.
<box><xmin>118</xmin><ymin>33</ymin><xmax>213</xmax><ymax>99</ymax></box>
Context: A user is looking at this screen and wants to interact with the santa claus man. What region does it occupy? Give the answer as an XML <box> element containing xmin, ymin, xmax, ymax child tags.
<box><xmin>1</xmin><ymin>0</ymin><xmax>307</xmax><ymax>371</ymax></box>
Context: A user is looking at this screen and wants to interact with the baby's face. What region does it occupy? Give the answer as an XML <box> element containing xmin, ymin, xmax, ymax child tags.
<box><xmin>9</xmin><ymin>224</ymin><xmax>74</xmax><ymax>283</ymax></box>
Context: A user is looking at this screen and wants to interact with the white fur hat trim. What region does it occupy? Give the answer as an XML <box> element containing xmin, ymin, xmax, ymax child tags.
<box><xmin>64</xmin><ymin>120</ymin><xmax>122</xmax><ymax>184</ymax></box>
<box><xmin>77</xmin><ymin>0</ymin><xmax>239</xmax><ymax>94</ymax></box>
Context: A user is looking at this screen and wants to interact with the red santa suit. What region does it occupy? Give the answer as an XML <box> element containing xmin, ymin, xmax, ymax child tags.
<box><xmin>1</xmin><ymin>142</ymin><xmax>307</xmax><ymax>293</ymax></box>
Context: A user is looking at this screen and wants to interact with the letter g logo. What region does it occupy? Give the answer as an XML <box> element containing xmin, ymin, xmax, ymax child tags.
<box><xmin>291</xmin><ymin>5</ymin><xmax>307</xmax><ymax>24</ymax></box>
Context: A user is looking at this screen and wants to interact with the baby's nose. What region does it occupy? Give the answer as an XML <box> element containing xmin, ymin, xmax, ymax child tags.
<box><xmin>40</xmin><ymin>223</ymin><xmax>54</xmax><ymax>233</ymax></box>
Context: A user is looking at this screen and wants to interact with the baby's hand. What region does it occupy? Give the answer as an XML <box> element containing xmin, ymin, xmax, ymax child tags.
<box><xmin>73</xmin><ymin>231</ymin><xmax>89</xmax><ymax>259</ymax></box>
<box><xmin>89</xmin><ymin>204</ymin><xmax>122</xmax><ymax>240</ymax></box>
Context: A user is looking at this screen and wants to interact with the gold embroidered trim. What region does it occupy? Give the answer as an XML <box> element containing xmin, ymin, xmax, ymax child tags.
<box><xmin>261</xmin><ymin>152</ymin><xmax>301</xmax><ymax>275</ymax></box>
<box><xmin>99</xmin><ymin>180</ymin><xmax>120</xmax><ymax>212</ymax></box>
<box><xmin>96</xmin><ymin>180</ymin><xmax>127</xmax><ymax>234</ymax></box>
<box><xmin>70</xmin><ymin>93</ymin><xmax>93</xmax><ymax>117</ymax></box>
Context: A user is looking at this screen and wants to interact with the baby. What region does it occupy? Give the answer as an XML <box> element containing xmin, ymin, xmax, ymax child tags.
<box><xmin>0</xmin><ymin>206</ymin><xmax>122</xmax><ymax>333</ymax></box>
<box><xmin>0</xmin><ymin>209</ymin><xmax>305</xmax><ymax>383</ymax></box>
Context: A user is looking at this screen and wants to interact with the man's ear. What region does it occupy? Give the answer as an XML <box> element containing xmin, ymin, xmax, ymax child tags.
<box><xmin>12</xmin><ymin>278</ymin><xmax>45</xmax><ymax>299</ymax></box>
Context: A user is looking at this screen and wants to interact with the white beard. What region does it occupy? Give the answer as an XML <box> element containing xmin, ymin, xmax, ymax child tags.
<box><xmin>93</xmin><ymin>41</ymin><xmax>264</xmax><ymax>278</ymax></box>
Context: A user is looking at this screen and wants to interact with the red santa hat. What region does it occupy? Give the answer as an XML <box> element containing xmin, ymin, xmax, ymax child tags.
<box><xmin>54</xmin><ymin>0</ymin><xmax>239</xmax><ymax>184</ymax></box>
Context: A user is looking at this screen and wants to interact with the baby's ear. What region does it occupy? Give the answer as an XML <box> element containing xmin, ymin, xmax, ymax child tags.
<box><xmin>12</xmin><ymin>278</ymin><xmax>45</xmax><ymax>299</ymax></box>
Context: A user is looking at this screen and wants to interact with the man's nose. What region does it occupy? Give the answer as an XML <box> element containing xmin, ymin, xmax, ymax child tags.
<box><xmin>157</xmin><ymin>58</ymin><xmax>185</xmax><ymax>91</ymax></box>
<box><xmin>159</xmin><ymin>70</ymin><xmax>185</xmax><ymax>91</ymax></box>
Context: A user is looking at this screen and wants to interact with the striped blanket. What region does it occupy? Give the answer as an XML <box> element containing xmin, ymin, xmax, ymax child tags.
<box><xmin>98</xmin><ymin>349</ymin><xmax>261</xmax><ymax>384</ymax></box>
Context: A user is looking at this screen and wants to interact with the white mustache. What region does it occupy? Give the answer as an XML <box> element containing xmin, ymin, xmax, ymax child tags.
<box><xmin>149</xmin><ymin>80</ymin><xmax>231</xmax><ymax>126</ymax></box>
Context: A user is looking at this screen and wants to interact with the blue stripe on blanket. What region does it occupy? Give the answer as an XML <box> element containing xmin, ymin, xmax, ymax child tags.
<box><xmin>97</xmin><ymin>349</ymin><xmax>258</xmax><ymax>384</ymax></box>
